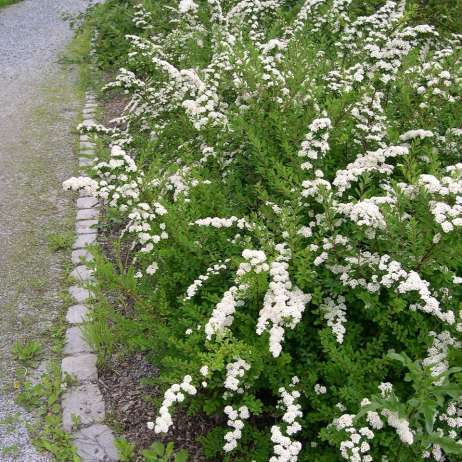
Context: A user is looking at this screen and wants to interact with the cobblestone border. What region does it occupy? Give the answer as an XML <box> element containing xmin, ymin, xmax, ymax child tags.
<box><xmin>61</xmin><ymin>92</ymin><xmax>119</xmax><ymax>462</ymax></box>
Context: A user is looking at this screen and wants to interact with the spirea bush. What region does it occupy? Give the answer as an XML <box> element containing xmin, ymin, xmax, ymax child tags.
<box><xmin>65</xmin><ymin>1</ymin><xmax>462</xmax><ymax>460</ymax></box>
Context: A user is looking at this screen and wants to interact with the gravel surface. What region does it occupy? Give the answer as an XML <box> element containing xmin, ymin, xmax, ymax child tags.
<box><xmin>0</xmin><ymin>1</ymin><xmax>95</xmax><ymax>460</ymax></box>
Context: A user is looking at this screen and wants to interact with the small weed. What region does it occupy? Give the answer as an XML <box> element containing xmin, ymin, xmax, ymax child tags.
<box><xmin>47</xmin><ymin>231</ymin><xmax>74</xmax><ymax>251</ymax></box>
<box><xmin>16</xmin><ymin>364</ymin><xmax>79</xmax><ymax>461</ymax></box>
<box><xmin>142</xmin><ymin>442</ymin><xmax>188</xmax><ymax>462</ymax></box>
<box><xmin>1</xmin><ymin>444</ymin><xmax>20</xmax><ymax>458</ymax></box>
<box><xmin>0</xmin><ymin>413</ymin><xmax>21</xmax><ymax>432</ymax></box>
<box><xmin>105</xmin><ymin>410</ymin><xmax>124</xmax><ymax>434</ymax></box>
<box><xmin>116</xmin><ymin>437</ymin><xmax>136</xmax><ymax>461</ymax></box>
<box><xmin>83</xmin><ymin>318</ymin><xmax>115</xmax><ymax>365</ymax></box>
<box><xmin>116</xmin><ymin>439</ymin><xmax>189</xmax><ymax>462</ymax></box>
<box><xmin>11</xmin><ymin>340</ymin><xmax>42</xmax><ymax>366</ymax></box>
<box><xmin>71</xmin><ymin>414</ymin><xmax>81</xmax><ymax>431</ymax></box>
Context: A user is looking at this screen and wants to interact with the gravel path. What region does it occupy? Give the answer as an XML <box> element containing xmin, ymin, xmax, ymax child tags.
<box><xmin>0</xmin><ymin>1</ymin><xmax>95</xmax><ymax>460</ymax></box>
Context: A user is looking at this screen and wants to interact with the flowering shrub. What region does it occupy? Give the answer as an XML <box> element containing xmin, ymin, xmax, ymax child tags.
<box><xmin>66</xmin><ymin>1</ymin><xmax>462</xmax><ymax>460</ymax></box>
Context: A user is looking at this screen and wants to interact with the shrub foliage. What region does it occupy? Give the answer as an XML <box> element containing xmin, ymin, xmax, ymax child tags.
<box><xmin>65</xmin><ymin>1</ymin><xmax>462</xmax><ymax>461</ymax></box>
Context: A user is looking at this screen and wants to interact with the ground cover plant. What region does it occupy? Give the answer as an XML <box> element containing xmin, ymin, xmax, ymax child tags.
<box><xmin>65</xmin><ymin>0</ymin><xmax>462</xmax><ymax>460</ymax></box>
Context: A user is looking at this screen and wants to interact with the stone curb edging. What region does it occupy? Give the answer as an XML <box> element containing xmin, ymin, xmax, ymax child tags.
<box><xmin>62</xmin><ymin>92</ymin><xmax>119</xmax><ymax>462</ymax></box>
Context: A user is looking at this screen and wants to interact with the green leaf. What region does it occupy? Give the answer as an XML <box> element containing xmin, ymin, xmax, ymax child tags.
<box><xmin>150</xmin><ymin>441</ymin><xmax>165</xmax><ymax>456</ymax></box>
<box><xmin>165</xmin><ymin>442</ymin><xmax>174</xmax><ymax>458</ymax></box>
<box><xmin>421</xmin><ymin>402</ymin><xmax>436</xmax><ymax>433</ymax></box>
<box><xmin>175</xmin><ymin>449</ymin><xmax>189</xmax><ymax>462</ymax></box>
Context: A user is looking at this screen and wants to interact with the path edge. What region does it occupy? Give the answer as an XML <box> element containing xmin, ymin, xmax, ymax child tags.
<box><xmin>61</xmin><ymin>92</ymin><xmax>119</xmax><ymax>462</ymax></box>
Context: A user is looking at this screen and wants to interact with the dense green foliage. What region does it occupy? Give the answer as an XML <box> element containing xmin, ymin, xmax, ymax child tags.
<box><xmin>70</xmin><ymin>1</ymin><xmax>462</xmax><ymax>461</ymax></box>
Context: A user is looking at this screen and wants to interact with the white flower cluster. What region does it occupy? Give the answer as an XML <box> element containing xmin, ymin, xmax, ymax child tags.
<box><xmin>298</xmin><ymin>117</ymin><xmax>332</xmax><ymax>171</ymax></box>
<box><xmin>165</xmin><ymin>166</ymin><xmax>193</xmax><ymax>202</ymax></box>
<box><xmin>399</xmin><ymin>129</ymin><xmax>434</xmax><ymax>142</ymax></box>
<box><xmin>366</xmin><ymin>410</ymin><xmax>384</xmax><ymax>430</ymax></box>
<box><xmin>223</xmin><ymin>405</ymin><xmax>250</xmax><ymax>452</ymax></box>
<box><xmin>182</xmin><ymin>87</ymin><xmax>227</xmax><ymax>130</ymax></box>
<box><xmin>429</xmin><ymin>200</ymin><xmax>462</xmax><ymax>234</ymax></box>
<box><xmin>438</xmin><ymin>401</ymin><xmax>462</xmax><ymax>437</ymax></box>
<box><xmin>351</xmin><ymin>90</ymin><xmax>387</xmax><ymax>149</ymax></box>
<box><xmin>288</xmin><ymin>0</ymin><xmax>327</xmax><ymax>37</ymax></box>
<box><xmin>270</xmin><ymin>379</ymin><xmax>303</xmax><ymax>462</ymax></box>
<box><xmin>193</xmin><ymin>216</ymin><xmax>252</xmax><ymax>230</ymax></box>
<box><xmin>312</xmin><ymin>234</ymin><xmax>351</xmax><ymax>267</ymax></box>
<box><xmin>378</xmin><ymin>382</ymin><xmax>393</xmax><ymax>398</ymax></box>
<box><xmin>342</xmin><ymin>385</ymin><xmax>414</xmax><ymax>453</ymax></box>
<box><xmin>423</xmin><ymin>444</ymin><xmax>447</xmax><ymax>462</ymax></box>
<box><xmin>133</xmin><ymin>4</ymin><xmax>153</xmax><ymax>30</ymax></box>
<box><xmin>184</xmin><ymin>260</ymin><xmax>229</xmax><ymax>301</ymax></box>
<box><xmin>62</xmin><ymin>176</ymin><xmax>98</xmax><ymax>196</ymax></box>
<box><xmin>412</xmin><ymin>55</ymin><xmax>459</xmax><ymax>107</ymax></box>
<box><xmin>419</xmin><ymin>172</ymin><xmax>462</xmax><ymax>195</ymax></box>
<box><xmin>321</xmin><ymin>295</ymin><xmax>347</xmax><ymax>344</ymax></box>
<box><xmin>332</xmin><ymin>252</ymin><xmax>455</xmax><ymax>324</ymax></box>
<box><xmin>335</xmin><ymin>413</ymin><xmax>374</xmax><ymax>462</ymax></box>
<box><xmin>381</xmin><ymin>409</ymin><xmax>414</xmax><ymax>445</ymax></box>
<box><xmin>423</xmin><ymin>400</ymin><xmax>462</xmax><ymax>460</ymax></box>
<box><xmin>257</xmin><ymin>244</ymin><xmax>311</xmax><ymax>357</ymax></box>
<box><xmin>150</xmin><ymin>375</ymin><xmax>197</xmax><ymax>433</ymax></box>
<box><xmin>227</xmin><ymin>0</ymin><xmax>282</xmax><ymax>45</ymax></box>
<box><xmin>126</xmin><ymin>202</ymin><xmax>168</xmax><ymax>254</ymax></box>
<box><xmin>93</xmin><ymin>145</ymin><xmax>140</xmax><ymax>209</ymax></box>
<box><xmin>178</xmin><ymin>0</ymin><xmax>198</xmax><ymax>15</ymax></box>
<box><xmin>301</xmin><ymin>176</ymin><xmax>332</xmax><ymax>201</ymax></box>
<box><xmin>238</xmin><ymin>249</ymin><xmax>270</xmax><ymax>275</ymax></box>
<box><xmin>422</xmin><ymin>331</ymin><xmax>461</xmax><ymax>385</ymax></box>
<box><xmin>258</xmin><ymin>38</ymin><xmax>288</xmax><ymax>95</ymax></box>
<box><xmin>224</xmin><ymin>358</ymin><xmax>251</xmax><ymax>393</ymax></box>
<box><xmin>333</xmin><ymin>145</ymin><xmax>409</xmax><ymax>194</ymax></box>
<box><xmin>204</xmin><ymin>248</ymin><xmax>269</xmax><ymax>340</ymax></box>
<box><xmin>205</xmin><ymin>285</ymin><xmax>242</xmax><ymax>340</ymax></box>
<box><xmin>336</xmin><ymin>199</ymin><xmax>387</xmax><ymax>230</ymax></box>
<box><xmin>314</xmin><ymin>383</ymin><xmax>327</xmax><ymax>395</ymax></box>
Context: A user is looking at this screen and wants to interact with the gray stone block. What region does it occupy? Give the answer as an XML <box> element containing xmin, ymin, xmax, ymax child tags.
<box><xmin>69</xmin><ymin>286</ymin><xmax>91</xmax><ymax>304</ymax></box>
<box><xmin>77</xmin><ymin>197</ymin><xmax>98</xmax><ymax>209</ymax></box>
<box><xmin>62</xmin><ymin>384</ymin><xmax>105</xmax><ymax>432</ymax></box>
<box><xmin>80</xmin><ymin>157</ymin><xmax>95</xmax><ymax>167</ymax></box>
<box><xmin>76</xmin><ymin>220</ymin><xmax>98</xmax><ymax>235</ymax></box>
<box><xmin>79</xmin><ymin>189</ymin><xmax>92</xmax><ymax>198</ymax></box>
<box><xmin>73</xmin><ymin>424</ymin><xmax>118</xmax><ymax>461</ymax></box>
<box><xmin>62</xmin><ymin>353</ymin><xmax>97</xmax><ymax>382</ymax></box>
<box><xmin>70</xmin><ymin>265</ymin><xmax>94</xmax><ymax>282</ymax></box>
<box><xmin>73</xmin><ymin>233</ymin><xmax>97</xmax><ymax>249</ymax></box>
<box><xmin>77</xmin><ymin>208</ymin><xmax>99</xmax><ymax>221</ymax></box>
<box><xmin>81</xmin><ymin>141</ymin><xmax>95</xmax><ymax>150</ymax></box>
<box><xmin>64</xmin><ymin>327</ymin><xmax>92</xmax><ymax>356</ymax></box>
<box><xmin>81</xmin><ymin>120</ymin><xmax>96</xmax><ymax>129</ymax></box>
<box><xmin>66</xmin><ymin>305</ymin><xmax>90</xmax><ymax>324</ymax></box>
<box><xmin>72</xmin><ymin>249</ymin><xmax>94</xmax><ymax>265</ymax></box>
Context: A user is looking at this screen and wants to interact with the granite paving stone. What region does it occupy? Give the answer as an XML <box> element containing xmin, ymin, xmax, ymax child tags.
<box><xmin>73</xmin><ymin>233</ymin><xmax>97</xmax><ymax>249</ymax></box>
<box><xmin>72</xmin><ymin>248</ymin><xmax>94</xmax><ymax>265</ymax></box>
<box><xmin>73</xmin><ymin>424</ymin><xmax>119</xmax><ymax>462</ymax></box>
<box><xmin>62</xmin><ymin>384</ymin><xmax>105</xmax><ymax>432</ymax></box>
<box><xmin>77</xmin><ymin>196</ymin><xmax>98</xmax><ymax>209</ymax></box>
<box><xmin>64</xmin><ymin>326</ymin><xmax>92</xmax><ymax>356</ymax></box>
<box><xmin>62</xmin><ymin>354</ymin><xmax>98</xmax><ymax>382</ymax></box>
<box><xmin>69</xmin><ymin>285</ymin><xmax>91</xmax><ymax>304</ymax></box>
<box><xmin>66</xmin><ymin>304</ymin><xmax>91</xmax><ymax>324</ymax></box>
